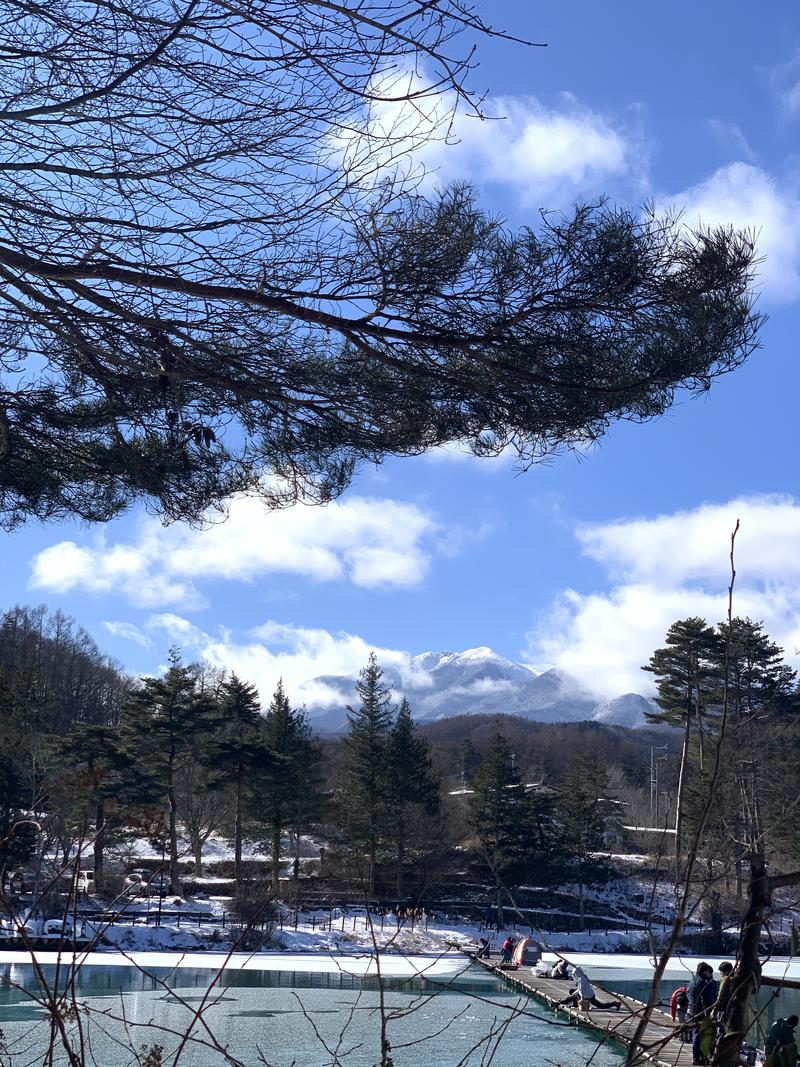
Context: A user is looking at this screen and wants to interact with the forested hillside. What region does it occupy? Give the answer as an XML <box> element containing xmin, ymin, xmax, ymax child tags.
<box><xmin>420</xmin><ymin>714</ymin><xmax>680</xmax><ymax>791</ymax></box>
<box><xmin>3</xmin><ymin>601</ymin><xmax>800</xmax><ymax>948</ymax></box>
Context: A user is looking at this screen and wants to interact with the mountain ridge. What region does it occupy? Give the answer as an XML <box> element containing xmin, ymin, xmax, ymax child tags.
<box><xmin>303</xmin><ymin>646</ymin><xmax>656</xmax><ymax>732</ymax></box>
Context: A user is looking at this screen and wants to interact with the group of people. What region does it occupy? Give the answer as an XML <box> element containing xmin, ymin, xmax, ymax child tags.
<box><xmin>670</xmin><ymin>960</ymin><xmax>734</xmax><ymax>1065</ymax></box>
<box><xmin>474</xmin><ymin>943</ymin><xmax>794</xmax><ymax>1065</ymax></box>
<box><xmin>475</xmin><ymin>935</ymin><xmax>517</xmax><ymax>963</ymax></box>
<box><xmin>673</xmin><ymin>960</ymin><xmax>795</xmax><ymax>1067</ymax></box>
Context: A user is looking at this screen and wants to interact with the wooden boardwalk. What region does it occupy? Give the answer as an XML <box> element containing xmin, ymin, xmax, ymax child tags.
<box><xmin>468</xmin><ymin>954</ymin><xmax>699</xmax><ymax>1066</ymax></box>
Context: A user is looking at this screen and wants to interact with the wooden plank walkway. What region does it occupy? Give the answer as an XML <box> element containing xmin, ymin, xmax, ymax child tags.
<box><xmin>468</xmin><ymin>954</ymin><xmax>698</xmax><ymax>1066</ymax></box>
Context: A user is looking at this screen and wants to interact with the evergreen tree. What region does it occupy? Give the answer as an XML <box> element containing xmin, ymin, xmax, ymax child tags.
<box><xmin>0</xmin><ymin>668</ymin><xmax>38</xmax><ymax>877</ymax></box>
<box><xmin>642</xmin><ymin>617</ymin><xmax>718</xmax><ymax>872</ymax></box>
<box><xmin>283</xmin><ymin>729</ymin><xmax>325</xmax><ymax>901</ymax></box>
<box><xmin>122</xmin><ymin>651</ymin><xmax>217</xmax><ymax>894</ymax></box>
<box><xmin>468</xmin><ymin>732</ymin><xmax>534</xmax><ymax>927</ymax></box>
<box><xmin>385</xmin><ymin>698</ymin><xmax>440</xmax><ymax>896</ymax></box>
<box><xmin>214</xmin><ymin>675</ymin><xmax>266</xmax><ymax>891</ymax></box>
<box><xmin>342</xmin><ymin>654</ymin><xmax>394</xmax><ymax>896</ymax></box>
<box><xmin>257</xmin><ymin>680</ymin><xmax>314</xmax><ymax>891</ymax></box>
<box><xmin>556</xmin><ymin>757</ymin><xmax>609</xmax><ymax>928</ymax></box>
<box><xmin>708</xmin><ymin>618</ymin><xmax>798</xmax><ymax>892</ymax></box>
<box><xmin>60</xmin><ymin>722</ymin><xmax>139</xmax><ymax>893</ymax></box>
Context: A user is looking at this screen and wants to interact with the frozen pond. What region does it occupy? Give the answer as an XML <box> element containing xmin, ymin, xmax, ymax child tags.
<box><xmin>0</xmin><ymin>959</ymin><xmax>628</xmax><ymax>1066</ymax></box>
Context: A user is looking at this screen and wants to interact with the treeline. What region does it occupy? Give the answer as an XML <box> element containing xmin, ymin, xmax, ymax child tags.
<box><xmin>24</xmin><ymin>602</ymin><xmax>800</xmax><ymax>916</ymax></box>
<box><xmin>0</xmin><ymin>605</ymin><xmax>626</xmax><ymax>909</ymax></box>
<box><xmin>421</xmin><ymin>714</ymin><xmax>681</xmax><ymax>791</ymax></box>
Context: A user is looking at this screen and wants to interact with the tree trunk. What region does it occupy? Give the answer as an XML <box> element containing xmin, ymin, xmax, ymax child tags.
<box><xmin>734</xmin><ymin>812</ymin><xmax>743</xmax><ymax>898</ymax></box>
<box><xmin>496</xmin><ymin>883</ymin><xmax>504</xmax><ymax>931</ymax></box>
<box><xmin>578</xmin><ymin>858</ymin><xmax>585</xmax><ymax>930</ymax></box>
<box><xmin>271</xmin><ymin>819</ymin><xmax>281</xmax><ymax>893</ymax></box>
<box><xmin>674</xmin><ymin>690</ymin><xmax>692</xmax><ymax>880</ymax></box>
<box><xmin>705</xmin><ymin>869</ymin><xmax>723</xmax><ymax>954</ymax></box>
<box><xmin>711</xmin><ymin>853</ymin><xmax>769</xmax><ymax>1067</ymax></box>
<box><xmin>293</xmin><ymin>831</ymin><xmax>300</xmax><ymax>906</ymax></box>
<box><xmin>369</xmin><ymin>830</ymin><xmax>376</xmax><ymax>899</ymax></box>
<box><xmin>395</xmin><ymin>831</ymin><xmax>404</xmax><ymax>899</ymax></box>
<box><xmin>192</xmin><ymin>835</ymin><xmax>202</xmax><ymax>878</ymax></box>
<box><xmin>234</xmin><ymin>774</ymin><xmax>243</xmax><ymax>892</ymax></box>
<box><xmin>93</xmin><ymin>797</ymin><xmax>105</xmax><ymax>894</ymax></box>
<box><xmin>166</xmin><ymin>777</ymin><xmax>182</xmax><ymax>895</ymax></box>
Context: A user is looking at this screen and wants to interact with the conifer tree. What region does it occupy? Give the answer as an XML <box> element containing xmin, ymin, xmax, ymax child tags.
<box><xmin>642</xmin><ymin>617</ymin><xmax>718</xmax><ymax>873</ymax></box>
<box><xmin>122</xmin><ymin>651</ymin><xmax>217</xmax><ymax>894</ymax></box>
<box><xmin>468</xmin><ymin>731</ymin><xmax>533</xmax><ymax>927</ymax></box>
<box><xmin>707</xmin><ymin>618</ymin><xmax>798</xmax><ymax>892</ymax></box>
<box><xmin>556</xmin><ymin>757</ymin><xmax>609</xmax><ymax>928</ymax></box>
<box><xmin>342</xmin><ymin>654</ymin><xmax>394</xmax><ymax>896</ymax></box>
<box><xmin>0</xmin><ymin>669</ymin><xmax>38</xmax><ymax>875</ymax></box>
<box><xmin>258</xmin><ymin>680</ymin><xmax>314</xmax><ymax>891</ymax></box>
<box><xmin>214</xmin><ymin>675</ymin><xmax>266</xmax><ymax>891</ymax></box>
<box><xmin>60</xmin><ymin>722</ymin><xmax>139</xmax><ymax>893</ymax></box>
<box><xmin>386</xmin><ymin>698</ymin><xmax>440</xmax><ymax>896</ymax></box>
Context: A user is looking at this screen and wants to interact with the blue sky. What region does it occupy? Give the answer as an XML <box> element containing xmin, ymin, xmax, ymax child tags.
<box><xmin>5</xmin><ymin>0</ymin><xmax>800</xmax><ymax>708</ymax></box>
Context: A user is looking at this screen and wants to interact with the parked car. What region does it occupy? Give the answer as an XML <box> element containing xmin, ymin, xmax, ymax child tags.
<box><xmin>7</xmin><ymin>869</ymin><xmax>34</xmax><ymax>894</ymax></box>
<box><xmin>7</xmin><ymin>865</ymin><xmax>95</xmax><ymax>897</ymax></box>
<box><xmin>124</xmin><ymin>870</ymin><xmax>170</xmax><ymax>897</ymax></box>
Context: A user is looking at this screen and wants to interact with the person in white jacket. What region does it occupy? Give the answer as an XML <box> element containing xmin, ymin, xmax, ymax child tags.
<box><xmin>557</xmin><ymin>967</ymin><xmax>621</xmax><ymax>1011</ymax></box>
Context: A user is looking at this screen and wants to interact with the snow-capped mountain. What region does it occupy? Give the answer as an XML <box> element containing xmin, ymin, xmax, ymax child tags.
<box><xmin>592</xmin><ymin>693</ymin><xmax>656</xmax><ymax>729</ymax></box>
<box><xmin>303</xmin><ymin>647</ymin><xmax>656</xmax><ymax>731</ymax></box>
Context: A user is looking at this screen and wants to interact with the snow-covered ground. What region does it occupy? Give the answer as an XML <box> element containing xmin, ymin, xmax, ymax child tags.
<box><xmin>79</xmin><ymin>901</ymin><xmax>660</xmax><ymax>957</ymax></box>
<box><xmin>32</xmin><ymin>838</ymin><xmax>798</xmax><ymax>964</ymax></box>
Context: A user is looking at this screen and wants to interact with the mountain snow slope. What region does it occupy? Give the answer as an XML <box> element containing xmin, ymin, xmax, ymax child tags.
<box><xmin>304</xmin><ymin>647</ymin><xmax>655</xmax><ymax>732</ymax></box>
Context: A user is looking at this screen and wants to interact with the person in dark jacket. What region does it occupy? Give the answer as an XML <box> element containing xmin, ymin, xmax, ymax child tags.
<box><xmin>687</xmin><ymin>962</ymin><xmax>718</xmax><ymax>1065</ymax></box>
<box><xmin>766</xmin><ymin>1015</ymin><xmax>798</xmax><ymax>1065</ymax></box>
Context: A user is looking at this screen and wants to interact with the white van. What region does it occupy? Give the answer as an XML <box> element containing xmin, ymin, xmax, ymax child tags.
<box><xmin>75</xmin><ymin>870</ymin><xmax>95</xmax><ymax>895</ymax></box>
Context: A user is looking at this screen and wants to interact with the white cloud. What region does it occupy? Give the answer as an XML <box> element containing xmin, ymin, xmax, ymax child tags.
<box><xmin>101</xmin><ymin>620</ymin><xmax>152</xmax><ymax>648</ymax></box>
<box><xmin>448</xmin><ymin>678</ymin><xmax>516</xmax><ymax>698</ymax></box>
<box><xmin>785</xmin><ymin>81</ymin><xmax>800</xmax><ymax>115</ymax></box>
<box><xmin>769</xmin><ymin>50</ymin><xmax>800</xmax><ymax>116</ymax></box>
<box><xmin>670</xmin><ymin>162</ymin><xmax>800</xmax><ymax>302</ymax></box>
<box><xmin>706</xmin><ymin>119</ymin><xmax>756</xmax><ymax>163</ymax></box>
<box><xmin>422</xmin><ymin>94</ymin><xmax>638</xmax><ymax>203</ymax></box>
<box><xmin>145</xmin><ymin>614</ymin><xmax>418</xmax><ymax>712</ymax></box>
<box><xmin>423</xmin><ymin>441</ymin><xmax>518</xmax><ymax>469</ymax></box>
<box><xmin>30</xmin><ymin>494</ymin><xmax>442</xmax><ymax>609</ymax></box>
<box><xmin>341</xmin><ymin>67</ymin><xmax>644</xmax><ymax>205</ymax></box>
<box><xmin>526</xmin><ymin>495</ymin><xmax>800</xmax><ymax>699</ymax></box>
<box><xmin>577</xmin><ymin>495</ymin><xmax>800</xmax><ymax>586</ymax></box>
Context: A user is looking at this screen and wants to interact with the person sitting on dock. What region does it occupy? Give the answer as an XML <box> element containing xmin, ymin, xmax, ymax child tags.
<box><xmin>687</xmin><ymin>962</ymin><xmax>718</xmax><ymax>1066</ymax></box>
<box><xmin>477</xmin><ymin>937</ymin><xmax>491</xmax><ymax>959</ymax></box>
<box><xmin>551</xmin><ymin>959</ymin><xmax>570</xmax><ymax>980</ymax></box>
<box><xmin>556</xmin><ymin>967</ymin><xmax>621</xmax><ymax>1012</ymax></box>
